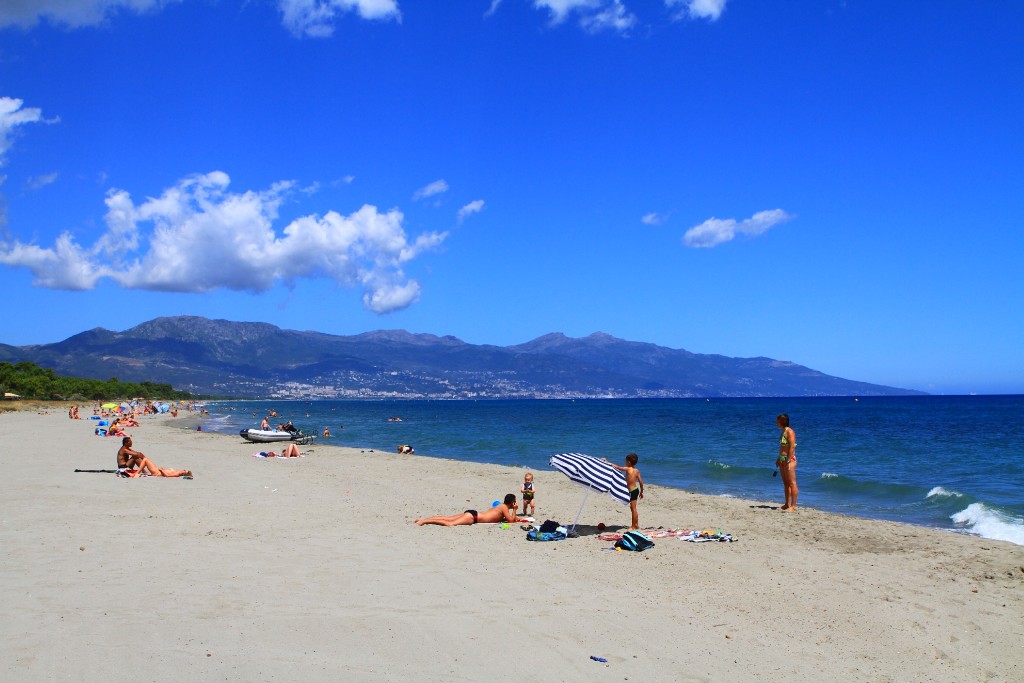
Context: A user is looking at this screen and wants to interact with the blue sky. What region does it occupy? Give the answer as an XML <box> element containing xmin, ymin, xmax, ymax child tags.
<box><xmin>1</xmin><ymin>1</ymin><xmax>1022</xmax><ymax>395</ymax></box>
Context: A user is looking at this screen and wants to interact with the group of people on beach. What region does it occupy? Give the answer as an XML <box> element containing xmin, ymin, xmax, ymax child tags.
<box><xmin>106</xmin><ymin>404</ymin><xmax>795</xmax><ymax>515</ymax></box>
<box><xmin>88</xmin><ymin>400</ymin><xmax>198</xmax><ymax>478</ymax></box>
<box><xmin>416</xmin><ymin>414</ymin><xmax>797</xmax><ymax>528</ymax></box>
<box><xmin>415</xmin><ymin>453</ymin><xmax>648</xmax><ymax>528</ymax></box>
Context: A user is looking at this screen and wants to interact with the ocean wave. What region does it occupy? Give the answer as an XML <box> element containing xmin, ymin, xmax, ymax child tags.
<box><xmin>951</xmin><ymin>503</ymin><xmax>1024</xmax><ymax>546</ymax></box>
<box><xmin>926</xmin><ymin>486</ymin><xmax>964</xmax><ymax>499</ymax></box>
<box><xmin>815</xmin><ymin>472</ymin><xmax>927</xmax><ymax>500</ymax></box>
<box><xmin>707</xmin><ymin>460</ymin><xmax>732</xmax><ymax>469</ymax></box>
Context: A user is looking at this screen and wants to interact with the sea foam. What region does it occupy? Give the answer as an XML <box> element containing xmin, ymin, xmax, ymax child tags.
<box><xmin>926</xmin><ymin>486</ymin><xmax>964</xmax><ymax>499</ymax></box>
<box><xmin>951</xmin><ymin>503</ymin><xmax>1024</xmax><ymax>546</ymax></box>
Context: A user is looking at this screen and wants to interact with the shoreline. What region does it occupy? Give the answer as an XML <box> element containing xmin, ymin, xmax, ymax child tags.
<box><xmin>3</xmin><ymin>409</ymin><xmax>1022</xmax><ymax>681</ymax></box>
<box><xmin>199</xmin><ymin>405</ymin><xmax>1024</xmax><ymax>547</ymax></box>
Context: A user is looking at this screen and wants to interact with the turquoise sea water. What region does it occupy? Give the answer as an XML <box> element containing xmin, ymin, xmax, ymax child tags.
<box><xmin>203</xmin><ymin>396</ymin><xmax>1024</xmax><ymax>545</ymax></box>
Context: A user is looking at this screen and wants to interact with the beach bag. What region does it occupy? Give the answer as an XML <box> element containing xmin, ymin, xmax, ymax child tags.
<box><xmin>615</xmin><ymin>531</ymin><xmax>655</xmax><ymax>552</ymax></box>
<box><xmin>538</xmin><ymin>520</ymin><xmax>560</xmax><ymax>533</ymax></box>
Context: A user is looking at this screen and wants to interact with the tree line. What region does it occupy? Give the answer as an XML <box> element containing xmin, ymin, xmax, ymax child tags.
<box><xmin>0</xmin><ymin>361</ymin><xmax>194</xmax><ymax>401</ymax></box>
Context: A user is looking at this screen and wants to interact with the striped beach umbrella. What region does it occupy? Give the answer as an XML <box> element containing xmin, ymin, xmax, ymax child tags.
<box><xmin>549</xmin><ymin>452</ymin><xmax>630</xmax><ymax>530</ymax></box>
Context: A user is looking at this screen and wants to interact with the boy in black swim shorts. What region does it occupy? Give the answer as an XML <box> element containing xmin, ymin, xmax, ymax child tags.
<box><xmin>604</xmin><ymin>453</ymin><xmax>644</xmax><ymax>530</ymax></box>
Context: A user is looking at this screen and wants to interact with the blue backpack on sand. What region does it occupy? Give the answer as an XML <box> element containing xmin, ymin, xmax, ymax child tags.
<box><xmin>615</xmin><ymin>531</ymin><xmax>655</xmax><ymax>551</ymax></box>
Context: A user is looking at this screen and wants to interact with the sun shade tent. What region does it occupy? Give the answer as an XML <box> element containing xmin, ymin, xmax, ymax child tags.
<box><xmin>549</xmin><ymin>452</ymin><xmax>630</xmax><ymax>532</ymax></box>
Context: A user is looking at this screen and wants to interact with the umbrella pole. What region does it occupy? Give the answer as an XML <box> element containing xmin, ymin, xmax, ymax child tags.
<box><xmin>571</xmin><ymin>490</ymin><xmax>591</xmax><ymax>532</ymax></box>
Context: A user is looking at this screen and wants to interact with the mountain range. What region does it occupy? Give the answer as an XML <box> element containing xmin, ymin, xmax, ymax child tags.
<box><xmin>0</xmin><ymin>316</ymin><xmax>922</xmax><ymax>398</ymax></box>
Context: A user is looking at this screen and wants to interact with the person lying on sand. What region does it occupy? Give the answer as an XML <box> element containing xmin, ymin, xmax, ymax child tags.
<box><xmin>415</xmin><ymin>494</ymin><xmax>527</xmax><ymax>526</ymax></box>
<box><xmin>261</xmin><ymin>444</ymin><xmax>301</xmax><ymax>458</ymax></box>
<box><xmin>280</xmin><ymin>443</ymin><xmax>301</xmax><ymax>457</ymax></box>
<box><xmin>116</xmin><ymin>437</ymin><xmax>193</xmax><ymax>478</ymax></box>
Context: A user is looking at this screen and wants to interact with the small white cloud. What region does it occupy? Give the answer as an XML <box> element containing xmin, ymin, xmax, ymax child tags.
<box><xmin>485</xmin><ymin>0</ymin><xmax>503</xmax><ymax>17</ymax></box>
<box><xmin>0</xmin><ymin>97</ymin><xmax>56</xmax><ymax>166</ymax></box>
<box><xmin>0</xmin><ymin>0</ymin><xmax>175</xmax><ymax>29</ymax></box>
<box><xmin>683</xmin><ymin>209</ymin><xmax>793</xmax><ymax>248</ymax></box>
<box><xmin>412</xmin><ymin>179</ymin><xmax>449</xmax><ymax>201</ymax></box>
<box><xmin>457</xmin><ymin>199</ymin><xmax>485</xmax><ymax>222</ymax></box>
<box><xmin>534</xmin><ymin>0</ymin><xmax>635</xmax><ymax>33</ymax></box>
<box><xmin>641</xmin><ymin>211</ymin><xmax>668</xmax><ymax>226</ymax></box>
<box><xmin>580</xmin><ymin>0</ymin><xmax>635</xmax><ymax>33</ymax></box>
<box><xmin>26</xmin><ymin>172</ymin><xmax>59</xmax><ymax>190</ymax></box>
<box><xmin>666</xmin><ymin>0</ymin><xmax>727</xmax><ymax>22</ymax></box>
<box><xmin>278</xmin><ymin>0</ymin><xmax>401</xmax><ymax>38</ymax></box>
<box><xmin>0</xmin><ymin>171</ymin><xmax>448</xmax><ymax>314</ymax></box>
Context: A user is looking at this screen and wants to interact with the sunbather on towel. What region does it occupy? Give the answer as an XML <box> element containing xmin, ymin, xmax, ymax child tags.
<box><xmin>116</xmin><ymin>437</ymin><xmax>192</xmax><ymax>478</ymax></box>
<box><xmin>415</xmin><ymin>494</ymin><xmax>526</xmax><ymax>526</ymax></box>
<box><xmin>106</xmin><ymin>418</ymin><xmax>127</xmax><ymax>437</ymax></box>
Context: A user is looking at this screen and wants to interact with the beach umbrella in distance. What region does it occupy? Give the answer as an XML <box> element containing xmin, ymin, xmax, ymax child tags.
<box><xmin>101</xmin><ymin>403</ymin><xmax>118</xmax><ymax>409</ymax></box>
<box><xmin>549</xmin><ymin>452</ymin><xmax>629</xmax><ymax>532</ymax></box>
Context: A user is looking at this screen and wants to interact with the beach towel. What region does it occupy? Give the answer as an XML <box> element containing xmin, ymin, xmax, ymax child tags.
<box><xmin>597</xmin><ymin>528</ymin><xmax>692</xmax><ymax>541</ymax></box>
<box><xmin>526</xmin><ymin>530</ymin><xmax>567</xmax><ymax>542</ymax></box>
<box><xmin>680</xmin><ymin>530</ymin><xmax>737</xmax><ymax>543</ymax></box>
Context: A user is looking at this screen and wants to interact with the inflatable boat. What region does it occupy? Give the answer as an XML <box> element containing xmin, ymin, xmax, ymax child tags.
<box><xmin>240</xmin><ymin>428</ymin><xmax>298</xmax><ymax>443</ymax></box>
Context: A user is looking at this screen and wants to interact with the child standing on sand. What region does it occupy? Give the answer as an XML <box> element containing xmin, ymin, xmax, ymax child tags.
<box><xmin>603</xmin><ymin>453</ymin><xmax>644</xmax><ymax>530</ymax></box>
<box><xmin>521</xmin><ymin>472</ymin><xmax>536</xmax><ymax>516</ymax></box>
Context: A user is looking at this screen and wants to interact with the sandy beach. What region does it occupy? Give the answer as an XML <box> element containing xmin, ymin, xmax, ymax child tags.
<box><xmin>1</xmin><ymin>408</ymin><xmax>1021</xmax><ymax>682</ymax></box>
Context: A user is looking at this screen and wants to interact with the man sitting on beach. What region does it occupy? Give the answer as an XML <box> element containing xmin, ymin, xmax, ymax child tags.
<box><xmin>415</xmin><ymin>494</ymin><xmax>526</xmax><ymax>526</ymax></box>
<box><xmin>116</xmin><ymin>437</ymin><xmax>193</xmax><ymax>479</ymax></box>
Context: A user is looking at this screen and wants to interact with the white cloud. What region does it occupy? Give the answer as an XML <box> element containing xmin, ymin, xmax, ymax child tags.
<box><xmin>683</xmin><ymin>209</ymin><xmax>793</xmax><ymax>248</ymax></box>
<box><xmin>0</xmin><ymin>0</ymin><xmax>175</xmax><ymax>29</ymax></box>
<box><xmin>0</xmin><ymin>233</ymin><xmax>103</xmax><ymax>289</ymax></box>
<box><xmin>580</xmin><ymin>0</ymin><xmax>635</xmax><ymax>32</ymax></box>
<box><xmin>0</xmin><ymin>97</ymin><xmax>55</xmax><ymax>167</ymax></box>
<box><xmin>533</xmin><ymin>0</ymin><xmax>635</xmax><ymax>33</ymax></box>
<box><xmin>0</xmin><ymin>0</ymin><xmax>400</xmax><ymax>36</ymax></box>
<box><xmin>457</xmin><ymin>199</ymin><xmax>485</xmax><ymax>222</ymax></box>
<box><xmin>412</xmin><ymin>179</ymin><xmax>449</xmax><ymax>201</ymax></box>
<box><xmin>484</xmin><ymin>0</ymin><xmax>503</xmax><ymax>18</ymax></box>
<box><xmin>26</xmin><ymin>172</ymin><xmax>59</xmax><ymax>190</ymax></box>
<box><xmin>641</xmin><ymin>211</ymin><xmax>668</xmax><ymax>225</ymax></box>
<box><xmin>0</xmin><ymin>171</ymin><xmax>447</xmax><ymax>313</ymax></box>
<box><xmin>666</xmin><ymin>0</ymin><xmax>727</xmax><ymax>22</ymax></box>
<box><xmin>278</xmin><ymin>0</ymin><xmax>400</xmax><ymax>38</ymax></box>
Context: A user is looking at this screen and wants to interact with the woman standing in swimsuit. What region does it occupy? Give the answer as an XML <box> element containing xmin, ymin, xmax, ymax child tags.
<box><xmin>776</xmin><ymin>413</ymin><xmax>798</xmax><ymax>510</ymax></box>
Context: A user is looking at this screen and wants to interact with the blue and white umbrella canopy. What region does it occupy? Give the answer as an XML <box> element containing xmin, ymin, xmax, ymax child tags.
<box><xmin>549</xmin><ymin>453</ymin><xmax>630</xmax><ymax>529</ymax></box>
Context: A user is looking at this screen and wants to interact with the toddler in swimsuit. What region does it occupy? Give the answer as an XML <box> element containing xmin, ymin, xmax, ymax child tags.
<box><xmin>521</xmin><ymin>472</ymin><xmax>536</xmax><ymax>516</ymax></box>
